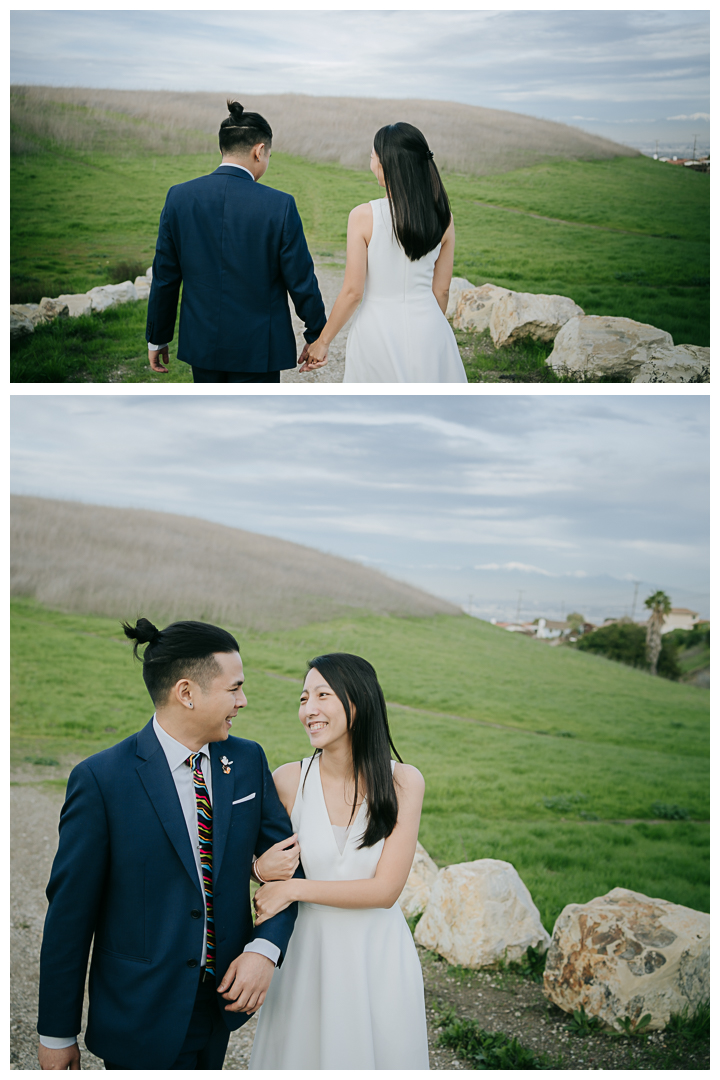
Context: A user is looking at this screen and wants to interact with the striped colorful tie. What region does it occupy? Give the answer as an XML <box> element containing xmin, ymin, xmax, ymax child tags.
<box><xmin>186</xmin><ymin>752</ymin><xmax>215</xmax><ymax>976</ymax></box>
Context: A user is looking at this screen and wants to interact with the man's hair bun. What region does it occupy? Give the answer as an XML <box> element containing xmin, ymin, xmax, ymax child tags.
<box><xmin>122</xmin><ymin>617</ymin><xmax>161</xmax><ymax>655</ymax></box>
<box><xmin>226</xmin><ymin>100</ymin><xmax>245</xmax><ymax>124</ymax></box>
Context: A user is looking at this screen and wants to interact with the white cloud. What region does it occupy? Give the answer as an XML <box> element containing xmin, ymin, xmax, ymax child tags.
<box><xmin>667</xmin><ymin>112</ymin><xmax>710</xmax><ymax>120</ymax></box>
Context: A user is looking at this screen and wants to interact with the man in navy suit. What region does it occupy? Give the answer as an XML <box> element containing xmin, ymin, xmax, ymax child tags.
<box><xmin>37</xmin><ymin>619</ymin><xmax>300</xmax><ymax>1069</ymax></box>
<box><xmin>146</xmin><ymin>100</ymin><xmax>326</xmax><ymax>383</ymax></box>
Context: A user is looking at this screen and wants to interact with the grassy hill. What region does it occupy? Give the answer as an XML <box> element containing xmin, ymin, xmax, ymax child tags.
<box><xmin>11</xmin><ymin>495</ymin><xmax>460</xmax><ymax>629</ymax></box>
<box><xmin>10</xmin><ymin>90</ymin><xmax>709</xmax><ymax>381</ymax></box>
<box><xmin>12</xmin><ymin>596</ymin><xmax>708</xmax><ymax>931</ymax></box>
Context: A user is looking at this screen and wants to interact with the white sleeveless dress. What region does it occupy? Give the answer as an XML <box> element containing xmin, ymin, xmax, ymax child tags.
<box><xmin>248</xmin><ymin>755</ymin><xmax>429</xmax><ymax>1070</ymax></box>
<box><xmin>343</xmin><ymin>198</ymin><xmax>468</xmax><ymax>383</ymax></box>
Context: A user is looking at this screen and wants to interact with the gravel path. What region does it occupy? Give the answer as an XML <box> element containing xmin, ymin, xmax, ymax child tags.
<box><xmin>282</xmin><ymin>257</ymin><xmax>348</xmax><ymax>384</ymax></box>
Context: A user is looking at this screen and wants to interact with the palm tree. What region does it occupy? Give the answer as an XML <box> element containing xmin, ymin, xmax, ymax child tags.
<box><xmin>644</xmin><ymin>591</ymin><xmax>672</xmax><ymax>675</ymax></box>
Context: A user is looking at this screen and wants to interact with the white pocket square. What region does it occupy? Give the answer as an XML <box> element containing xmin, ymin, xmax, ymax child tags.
<box><xmin>232</xmin><ymin>793</ymin><xmax>256</xmax><ymax>805</ymax></box>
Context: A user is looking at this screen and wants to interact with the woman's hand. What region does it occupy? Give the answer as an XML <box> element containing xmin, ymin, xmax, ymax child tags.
<box><xmin>300</xmin><ymin>337</ymin><xmax>329</xmax><ymax>370</ymax></box>
<box><xmin>253</xmin><ymin>880</ymin><xmax>298</xmax><ymax>926</ymax></box>
<box><xmin>254</xmin><ymin>834</ymin><xmax>301</xmax><ymax>882</ymax></box>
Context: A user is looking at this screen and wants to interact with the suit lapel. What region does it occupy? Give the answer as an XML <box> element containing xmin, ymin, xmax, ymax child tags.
<box><xmin>209</xmin><ymin>742</ymin><xmax>235</xmax><ymax>880</ymax></box>
<box><xmin>135</xmin><ymin>721</ymin><xmax>201</xmax><ymax>894</ymax></box>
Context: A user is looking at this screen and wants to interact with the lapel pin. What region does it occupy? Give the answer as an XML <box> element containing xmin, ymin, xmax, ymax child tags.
<box><xmin>220</xmin><ymin>756</ymin><xmax>233</xmax><ymax>775</ymax></box>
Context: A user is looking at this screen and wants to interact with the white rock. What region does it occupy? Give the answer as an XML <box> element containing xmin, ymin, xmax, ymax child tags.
<box><xmin>446</xmin><ymin>277</ymin><xmax>474</xmax><ymax>320</ymax></box>
<box><xmin>55</xmin><ymin>293</ymin><xmax>93</xmax><ymax>318</ymax></box>
<box><xmin>543</xmin><ymin>887</ymin><xmax>709</xmax><ymax>1032</ymax></box>
<box><xmin>633</xmin><ymin>343</ymin><xmax>709</xmax><ymax>383</ymax></box>
<box><xmin>146</xmin><ymin>266</ymin><xmax>153</xmax><ymax>280</ymax></box>
<box><xmin>414</xmin><ymin>858</ymin><xmax>551</xmax><ymax>967</ymax></box>
<box><xmin>39</xmin><ymin>297</ymin><xmax>70</xmax><ymax>321</ymax></box>
<box><xmin>453</xmin><ymin>283</ymin><xmax>511</xmax><ymax>333</ymax></box>
<box><xmin>399</xmin><ymin>842</ymin><xmax>439</xmax><ymax>919</ymax></box>
<box><xmin>490</xmin><ymin>291</ymin><xmax>584</xmax><ymax>348</ymax></box>
<box><xmin>547</xmin><ymin>315</ymin><xmax>673</xmax><ymax>380</ymax></box>
<box><xmin>10</xmin><ymin>307</ymin><xmax>36</xmax><ymax>340</ymax></box>
<box><xmin>134</xmin><ymin>276</ymin><xmax>151</xmax><ymax>300</ymax></box>
<box><xmin>86</xmin><ymin>280</ymin><xmax>138</xmax><ymax>312</ymax></box>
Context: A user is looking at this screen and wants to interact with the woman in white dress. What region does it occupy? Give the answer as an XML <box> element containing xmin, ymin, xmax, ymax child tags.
<box><xmin>300</xmin><ymin>122</ymin><xmax>467</xmax><ymax>382</ymax></box>
<box><xmin>247</xmin><ymin>652</ymin><xmax>429</xmax><ymax>1069</ymax></box>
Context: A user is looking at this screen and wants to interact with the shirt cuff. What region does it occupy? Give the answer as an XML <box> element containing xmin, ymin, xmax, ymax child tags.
<box><xmin>244</xmin><ymin>938</ymin><xmax>281</xmax><ymax>966</ymax></box>
<box><xmin>39</xmin><ymin>1035</ymin><xmax>78</xmax><ymax>1049</ymax></box>
<box><xmin>148</xmin><ymin>342</ymin><xmax>168</xmax><ymax>351</ymax></box>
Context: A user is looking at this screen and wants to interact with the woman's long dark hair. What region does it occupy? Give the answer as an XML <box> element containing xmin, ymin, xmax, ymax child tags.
<box><xmin>374</xmin><ymin>122</ymin><xmax>451</xmax><ymax>262</ymax></box>
<box><xmin>303</xmin><ymin>653</ymin><xmax>403</xmax><ymax>848</ymax></box>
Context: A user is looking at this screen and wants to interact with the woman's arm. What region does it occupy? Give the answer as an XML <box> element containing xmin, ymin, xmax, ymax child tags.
<box><xmin>432</xmin><ymin>217</ymin><xmax>456</xmax><ymax>315</ymax></box>
<box><xmin>253</xmin><ymin>764</ymin><xmax>425</xmax><ymax>922</ymax></box>
<box><xmin>300</xmin><ymin>203</ymin><xmax>373</xmax><ymax>369</ymax></box>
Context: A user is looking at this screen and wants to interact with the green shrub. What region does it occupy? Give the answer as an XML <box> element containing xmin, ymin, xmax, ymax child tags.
<box><xmin>436</xmin><ymin>1009</ymin><xmax>559</xmax><ymax>1069</ymax></box>
<box><xmin>576</xmin><ymin>622</ymin><xmax>681</xmax><ymax>679</ymax></box>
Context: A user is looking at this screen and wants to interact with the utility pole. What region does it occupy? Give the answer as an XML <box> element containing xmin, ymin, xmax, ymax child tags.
<box><xmin>515</xmin><ymin>590</ymin><xmax>524</xmax><ymax>623</ymax></box>
<box><xmin>654</xmin><ymin>139</ymin><xmax>659</xmax><ymax>159</ymax></box>
<box><xmin>630</xmin><ymin>581</ymin><xmax>640</xmax><ymax>622</ymax></box>
<box><xmin>692</xmin><ymin>133</ymin><xmax>698</xmax><ymax>161</ymax></box>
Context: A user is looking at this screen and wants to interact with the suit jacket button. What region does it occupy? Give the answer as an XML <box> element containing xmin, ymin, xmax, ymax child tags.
<box><xmin>190</xmin><ymin>909</ymin><xmax>201</xmax><ymax>919</ymax></box>
<box><xmin>187</xmin><ymin>959</ymin><xmax>198</xmax><ymax>968</ymax></box>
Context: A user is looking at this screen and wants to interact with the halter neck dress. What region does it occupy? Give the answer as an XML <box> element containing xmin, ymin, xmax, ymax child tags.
<box><xmin>248</xmin><ymin>755</ymin><xmax>429</xmax><ymax>1069</ymax></box>
<box><xmin>343</xmin><ymin>198</ymin><xmax>467</xmax><ymax>383</ymax></box>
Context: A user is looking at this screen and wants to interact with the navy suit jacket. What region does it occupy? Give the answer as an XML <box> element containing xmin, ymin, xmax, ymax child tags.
<box><xmin>145</xmin><ymin>165</ymin><xmax>326</xmax><ymax>372</ymax></box>
<box><xmin>38</xmin><ymin>721</ymin><xmax>299</xmax><ymax>1069</ymax></box>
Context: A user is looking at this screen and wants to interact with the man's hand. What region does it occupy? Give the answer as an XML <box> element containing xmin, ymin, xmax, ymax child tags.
<box><xmin>217</xmin><ymin>951</ymin><xmax>274</xmax><ymax>1014</ymax></box>
<box><xmin>149</xmin><ymin>345</ymin><xmax>170</xmax><ymax>373</ymax></box>
<box><xmin>38</xmin><ymin>1043</ymin><xmax>81</xmax><ymax>1070</ymax></box>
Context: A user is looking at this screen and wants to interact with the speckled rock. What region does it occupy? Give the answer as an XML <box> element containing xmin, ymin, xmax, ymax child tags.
<box><xmin>490</xmin><ymin>291</ymin><xmax>583</xmax><ymax>347</ymax></box>
<box><xmin>400</xmin><ymin>842</ymin><xmax>440</xmax><ymax>919</ymax></box>
<box><xmin>38</xmin><ymin>297</ymin><xmax>69</xmax><ymax>321</ymax></box>
<box><xmin>446</xmin><ymin>277</ymin><xmax>474</xmax><ymax>320</ymax></box>
<box><xmin>543</xmin><ymin>887</ymin><xmax>709</xmax><ymax>1031</ymax></box>
<box><xmin>453</xmin><ymin>284</ymin><xmax>511</xmax><ymax>332</ymax></box>
<box><xmin>415</xmin><ymin>859</ymin><xmax>551</xmax><ymax>967</ymax></box>
<box><xmin>10</xmin><ymin>306</ymin><xmax>41</xmax><ymax>338</ymax></box>
<box><xmin>547</xmin><ymin>315</ymin><xmax>673</xmax><ymax>379</ymax></box>
<box><xmin>633</xmin><ymin>343</ymin><xmax>709</xmax><ymax>383</ymax></box>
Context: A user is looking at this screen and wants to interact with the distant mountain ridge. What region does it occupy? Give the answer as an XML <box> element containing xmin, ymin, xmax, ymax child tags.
<box><xmin>11</xmin><ymin>495</ymin><xmax>461</xmax><ymax>630</ymax></box>
<box><xmin>10</xmin><ymin>85</ymin><xmax>640</xmax><ymax>175</ymax></box>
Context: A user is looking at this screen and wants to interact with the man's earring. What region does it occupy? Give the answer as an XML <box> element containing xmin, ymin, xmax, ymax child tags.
<box><xmin>188</xmin><ymin>702</ymin><xmax>194</xmax><ymax>709</ymax></box>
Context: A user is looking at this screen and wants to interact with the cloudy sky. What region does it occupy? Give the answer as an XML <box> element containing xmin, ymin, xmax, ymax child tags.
<box><xmin>11</xmin><ymin>395</ymin><xmax>709</xmax><ymax>623</ymax></box>
<box><xmin>10</xmin><ymin>9</ymin><xmax>709</xmax><ymax>154</ymax></box>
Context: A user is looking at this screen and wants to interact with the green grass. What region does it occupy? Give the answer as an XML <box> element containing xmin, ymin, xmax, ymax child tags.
<box><xmin>12</xmin><ymin>598</ymin><xmax>709</xmax><ymax>929</ymax></box>
<box><xmin>436</xmin><ymin>1008</ymin><xmax>561</xmax><ymax>1069</ymax></box>
<box><xmin>10</xmin><ymin>122</ymin><xmax>708</xmax><ymax>380</ymax></box>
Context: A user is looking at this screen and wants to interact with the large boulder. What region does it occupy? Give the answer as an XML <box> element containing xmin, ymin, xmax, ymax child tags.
<box><xmin>39</xmin><ymin>297</ymin><xmax>70</xmax><ymax>322</ymax></box>
<box><xmin>446</xmin><ymin>277</ymin><xmax>474</xmax><ymax>320</ymax></box>
<box><xmin>146</xmin><ymin>266</ymin><xmax>153</xmax><ymax>280</ymax></box>
<box><xmin>547</xmin><ymin>315</ymin><xmax>673</xmax><ymax>380</ymax></box>
<box><xmin>87</xmin><ymin>280</ymin><xmax>138</xmax><ymax>312</ymax></box>
<box><xmin>543</xmin><ymin>887</ymin><xmax>709</xmax><ymax>1032</ymax></box>
<box><xmin>10</xmin><ymin>307</ymin><xmax>37</xmax><ymax>340</ymax></box>
<box><xmin>490</xmin><ymin>291</ymin><xmax>584</xmax><ymax>348</ymax></box>
<box><xmin>55</xmin><ymin>293</ymin><xmax>93</xmax><ymax>318</ymax></box>
<box><xmin>633</xmin><ymin>343</ymin><xmax>709</xmax><ymax>383</ymax></box>
<box><xmin>453</xmin><ymin>283</ymin><xmax>511</xmax><ymax>333</ymax></box>
<box><xmin>414</xmin><ymin>858</ymin><xmax>551</xmax><ymax>967</ymax></box>
<box><xmin>134</xmin><ymin>275</ymin><xmax>151</xmax><ymax>300</ymax></box>
<box><xmin>399</xmin><ymin>842</ymin><xmax>439</xmax><ymax>919</ymax></box>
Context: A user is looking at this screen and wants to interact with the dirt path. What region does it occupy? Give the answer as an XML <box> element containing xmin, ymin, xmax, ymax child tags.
<box><xmin>11</xmin><ymin>782</ymin><xmax>705</xmax><ymax>1071</ymax></box>
<box><xmin>282</xmin><ymin>256</ymin><xmax>348</xmax><ymax>384</ymax></box>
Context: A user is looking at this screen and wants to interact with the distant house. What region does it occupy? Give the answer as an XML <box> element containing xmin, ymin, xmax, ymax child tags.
<box><xmin>662</xmin><ymin>608</ymin><xmax>700</xmax><ymax>634</ymax></box>
<box><xmin>535</xmin><ymin>618</ymin><xmax>571</xmax><ymax>640</ymax></box>
<box><xmin>492</xmin><ymin>620</ymin><xmax>536</xmax><ymax>636</ymax></box>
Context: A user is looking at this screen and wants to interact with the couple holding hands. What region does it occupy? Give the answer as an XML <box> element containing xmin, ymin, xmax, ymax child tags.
<box><xmin>146</xmin><ymin>101</ymin><xmax>467</xmax><ymax>383</ymax></box>
<box><xmin>37</xmin><ymin>619</ymin><xmax>429</xmax><ymax>1069</ymax></box>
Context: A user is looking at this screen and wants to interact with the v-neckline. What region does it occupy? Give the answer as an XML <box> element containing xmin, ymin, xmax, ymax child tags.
<box><xmin>315</xmin><ymin>756</ymin><xmax>365</xmax><ymax>855</ymax></box>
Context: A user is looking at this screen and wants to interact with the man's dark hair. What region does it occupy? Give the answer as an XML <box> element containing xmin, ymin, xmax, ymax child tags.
<box><xmin>219</xmin><ymin>99</ymin><xmax>273</xmax><ymax>156</ymax></box>
<box><xmin>122</xmin><ymin>618</ymin><xmax>239</xmax><ymax>705</ymax></box>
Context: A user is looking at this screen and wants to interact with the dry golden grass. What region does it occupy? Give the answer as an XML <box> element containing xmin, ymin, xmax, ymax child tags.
<box><xmin>10</xmin><ymin>85</ymin><xmax>639</xmax><ymax>174</ymax></box>
<box><xmin>11</xmin><ymin>496</ymin><xmax>460</xmax><ymax>630</ymax></box>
